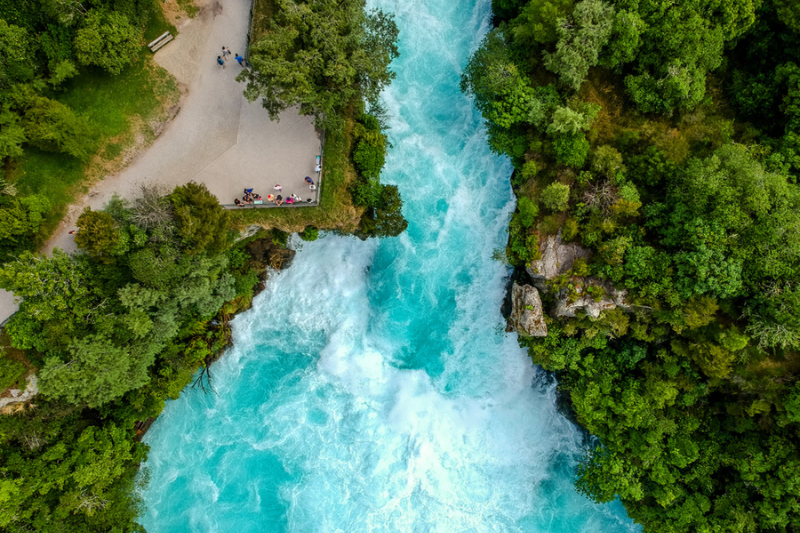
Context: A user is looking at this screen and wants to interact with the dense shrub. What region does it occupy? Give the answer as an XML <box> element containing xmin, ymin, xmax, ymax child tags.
<box><xmin>299</xmin><ymin>226</ymin><xmax>320</xmax><ymax>241</ymax></box>
<box><xmin>540</xmin><ymin>182</ymin><xmax>570</xmax><ymax>212</ymax></box>
<box><xmin>553</xmin><ymin>132</ymin><xmax>590</xmax><ymax>168</ymax></box>
<box><xmin>74</xmin><ymin>10</ymin><xmax>141</xmax><ymax>75</ymax></box>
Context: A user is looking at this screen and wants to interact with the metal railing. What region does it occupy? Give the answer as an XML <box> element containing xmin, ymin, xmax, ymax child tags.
<box><xmin>223</xmin><ymin>129</ymin><xmax>325</xmax><ymax>210</ymax></box>
<box><xmin>239</xmin><ymin>0</ymin><xmax>328</xmax><ymax>212</ymax></box>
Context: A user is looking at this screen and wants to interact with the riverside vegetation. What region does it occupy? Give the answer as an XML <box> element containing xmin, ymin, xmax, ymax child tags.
<box><xmin>0</xmin><ymin>0</ymin><xmax>404</xmax><ymax>531</ymax></box>
<box><xmin>232</xmin><ymin>0</ymin><xmax>408</xmax><ymax>238</ymax></box>
<box><xmin>462</xmin><ymin>0</ymin><xmax>800</xmax><ymax>531</ymax></box>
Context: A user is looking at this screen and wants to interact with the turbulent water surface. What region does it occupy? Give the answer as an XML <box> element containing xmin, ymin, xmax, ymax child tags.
<box><xmin>139</xmin><ymin>0</ymin><xmax>640</xmax><ymax>531</ymax></box>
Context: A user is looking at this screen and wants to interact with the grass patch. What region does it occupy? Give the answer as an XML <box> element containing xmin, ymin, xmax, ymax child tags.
<box><xmin>9</xmin><ymin>46</ymin><xmax>179</xmax><ymax>242</ymax></box>
<box><xmin>0</xmin><ymin>330</ymin><xmax>33</xmax><ymax>391</ymax></box>
<box><xmin>102</xmin><ymin>143</ymin><xmax>123</xmax><ymax>161</ymax></box>
<box><xmin>57</xmin><ymin>54</ymin><xmax>175</xmax><ymax>138</ymax></box>
<box><xmin>229</xmin><ymin>113</ymin><xmax>363</xmax><ymax>233</ymax></box>
<box><xmin>144</xmin><ymin>0</ymin><xmax>178</xmax><ymax>42</ymax></box>
<box><xmin>176</xmin><ymin>0</ymin><xmax>199</xmax><ymax>19</ymax></box>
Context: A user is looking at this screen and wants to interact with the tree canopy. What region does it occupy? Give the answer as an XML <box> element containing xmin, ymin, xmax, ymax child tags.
<box><xmin>241</xmin><ymin>0</ymin><xmax>399</xmax><ymax>125</ymax></box>
<box><xmin>0</xmin><ymin>183</ymin><xmax>265</xmax><ymax>531</ymax></box>
<box><xmin>466</xmin><ymin>0</ymin><xmax>800</xmax><ymax>531</ymax></box>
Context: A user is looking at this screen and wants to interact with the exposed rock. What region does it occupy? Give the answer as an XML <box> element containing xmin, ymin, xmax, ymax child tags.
<box><xmin>510</xmin><ymin>283</ymin><xmax>548</xmax><ymax>337</ymax></box>
<box><xmin>245</xmin><ymin>238</ymin><xmax>296</xmax><ymax>271</ymax></box>
<box><xmin>0</xmin><ymin>374</ymin><xmax>38</xmax><ymax>414</ymax></box>
<box><xmin>238</xmin><ymin>224</ymin><xmax>264</xmax><ymax>241</ymax></box>
<box><xmin>526</xmin><ymin>228</ymin><xmax>591</xmax><ymax>282</ymax></box>
<box><xmin>553</xmin><ymin>278</ymin><xmax>631</xmax><ymax>319</ymax></box>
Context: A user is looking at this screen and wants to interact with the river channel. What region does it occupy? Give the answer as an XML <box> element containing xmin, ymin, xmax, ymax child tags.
<box><xmin>139</xmin><ymin>0</ymin><xmax>640</xmax><ymax>531</ymax></box>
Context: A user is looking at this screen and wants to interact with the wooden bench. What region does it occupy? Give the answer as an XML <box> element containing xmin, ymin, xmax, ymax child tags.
<box><xmin>148</xmin><ymin>32</ymin><xmax>174</xmax><ymax>53</ymax></box>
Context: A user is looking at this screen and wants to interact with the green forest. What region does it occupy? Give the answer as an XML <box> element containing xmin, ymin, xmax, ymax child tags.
<box><xmin>462</xmin><ymin>0</ymin><xmax>800</xmax><ymax>531</ymax></box>
<box><xmin>0</xmin><ymin>181</ymin><xmax>275</xmax><ymax>531</ymax></box>
<box><xmin>0</xmin><ymin>0</ymin><xmax>404</xmax><ymax>531</ymax></box>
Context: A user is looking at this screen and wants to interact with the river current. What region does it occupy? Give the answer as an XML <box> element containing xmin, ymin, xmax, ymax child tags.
<box><xmin>139</xmin><ymin>0</ymin><xmax>640</xmax><ymax>531</ymax></box>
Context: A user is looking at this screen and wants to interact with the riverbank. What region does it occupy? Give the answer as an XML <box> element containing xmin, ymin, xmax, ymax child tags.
<box><xmin>136</xmin><ymin>0</ymin><xmax>639</xmax><ymax>530</ymax></box>
<box><xmin>132</xmin><ymin>229</ymin><xmax>299</xmax><ymax>440</ymax></box>
<box><xmin>470</xmin><ymin>1</ymin><xmax>800</xmax><ymax>530</ymax></box>
<box><xmin>0</xmin><ymin>0</ymin><xmax>405</xmax><ymax>528</ymax></box>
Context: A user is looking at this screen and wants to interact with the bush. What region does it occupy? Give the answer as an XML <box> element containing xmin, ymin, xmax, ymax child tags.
<box><xmin>170</xmin><ymin>182</ymin><xmax>229</xmax><ymax>255</ymax></box>
<box><xmin>539</xmin><ymin>214</ymin><xmax>562</xmax><ymax>234</ymax></box>
<box><xmin>562</xmin><ymin>217</ymin><xmax>579</xmax><ymax>241</ymax></box>
<box><xmin>21</xmin><ymin>94</ymin><xmax>98</xmax><ymax>159</ymax></box>
<box><xmin>592</xmin><ymin>145</ymin><xmax>626</xmax><ymax>178</ymax></box>
<box><xmin>572</xmin><ymin>257</ymin><xmax>590</xmax><ymax>276</ymax></box>
<box><xmin>74</xmin><ymin>10</ymin><xmax>141</xmax><ymax>75</ymax></box>
<box><xmin>513</xmin><ymin>160</ymin><xmax>539</xmax><ymax>186</ymax></box>
<box><xmin>517</xmin><ymin>196</ymin><xmax>539</xmax><ymax>227</ymax></box>
<box><xmin>352</xmin><ymin>114</ymin><xmax>387</xmax><ymax>178</ymax></box>
<box><xmin>553</xmin><ymin>132</ymin><xmax>590</xmax><ymax>168</ymax></box>
<box><xmin>233</xmin><ymin>269</ymin><xmax>260</xmax><ymax>298</ymax></box>
<box><xmin>0</xmin><ymin>355</ymin><xmax>26</xmax><ymax>390</ymax></box>
<box><xmin>540</xmin><ymin>182</ymin><xmax>571</xmax><ymax>212</ymax></box>
<box><xmin>352</xmin><ymin>141</ymin><xmax>386</xmax><ymax>178</ymax></box>
<box><xmin>351</xmin><ymin>175</ymin><xmax>383</xmax><ymax>207</ymax></box>
<box><xmin>359</xmin><ymin>185</ymin><xmax>408</xmax><ymax>238</ymax></box>
<box><xmin>75</xmin><ymin>208</ymin><xmax>126</xmax><ymax>262</ymax></box>
<box><xmin>299</xmin><ymin>226</ymin><xmax>319</xmax><ymax>241</ymax></box>
<box><xmin>0</xmin><ymin>195</ymin><xmax>51</xmax><ymax>260</ymax></box>
<box><xmin>521</xmin><ymin>160</ymin><xmax>539</xmax><ymax>179</ymax></box>
<box><xmin>576</xmin><ymin>170</ymin><xmax>594</xmax><ymax>185</ymax></box>
<box><xmin>508</xmin><ymin>217</ymin><xmax>540</xmax><ymax>265</ymax></box>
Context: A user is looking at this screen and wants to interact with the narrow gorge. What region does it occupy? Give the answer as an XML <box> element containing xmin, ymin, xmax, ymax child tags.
<box><xmin>139</xmin><ymin>0</ymin><xmax>640</xmax><ymax>530</ymax></box>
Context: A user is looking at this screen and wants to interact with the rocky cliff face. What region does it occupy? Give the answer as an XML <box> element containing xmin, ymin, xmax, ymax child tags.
<box><xmin>508</xmin><ymin>228</ymin><xmax>632</xmax><ymax>334</ymax></box>
<box><xmin>246</xmin><ymin>237</ymin><xmax>297</xmax><ymax>272</ymax></box>
<box><xmin>509</xmin><ymin>283</ymin><xmax>548</xmax><ymax>337</ymax></box>
<box><xmin>526</xmin><ymin>228</ymin><xmax>592</xmax><ymax>283</ymax></box>
<box><xmin>553</xmin><ymin>279</ymin><xmax>631</xmax><ymax>319</ymax></box>
<box><xmin>0</xmin><ymin>374</ymin><xmax>38</xmax><ymax>414</ymax></box>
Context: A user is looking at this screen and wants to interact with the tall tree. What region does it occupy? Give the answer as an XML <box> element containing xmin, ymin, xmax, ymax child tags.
<box><xmin>241</xmin><ymin>0</ymin><xmax>399</xmax><ymax>125</ymax></box>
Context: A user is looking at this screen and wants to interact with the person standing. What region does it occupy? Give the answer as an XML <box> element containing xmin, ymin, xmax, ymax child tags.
<box><xmin>222</xmin><ymin>46</ymin><xmax>231</xmax><ymax>61</ymax></box>
<box><xmin>217</xmin><ymin>56</ymin><xmax>225</xmax><ymax>69</ymax></box>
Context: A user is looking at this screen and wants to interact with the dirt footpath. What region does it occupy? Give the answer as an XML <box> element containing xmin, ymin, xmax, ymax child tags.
<box><xmin>0</xmin><ymin>0</ymin><xmax>320</xmax><ymax>323</ymax></box>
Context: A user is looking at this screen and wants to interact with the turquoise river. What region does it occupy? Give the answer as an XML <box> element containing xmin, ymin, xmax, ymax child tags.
<box><xmin>139</xmin><ymin>0</ymin><xmax>642</xmax><ymax>531</ymax></box>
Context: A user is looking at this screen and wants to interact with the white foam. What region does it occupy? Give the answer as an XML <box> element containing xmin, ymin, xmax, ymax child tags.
<box><xmin>138</xmin><ymin>0</ymin><xmax>641</xmax><ymax>530</ymax></box>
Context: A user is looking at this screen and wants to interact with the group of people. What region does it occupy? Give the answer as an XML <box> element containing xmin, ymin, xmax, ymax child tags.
<box><xmin>217</xmin><ymin>46</ymin><xmax>245</xmax><ymax>69</ymax></box>
<box><xmin>234</xmin><ymin>188</ymin><xmax>312</xmax><ymax>207</ymax></box>
<box><xmin>231</xmin><ymin>166</ymin><xmax>319</xmax><ymax>208</ymax></box>
<box><xmin>235</xmin><ymin>188</ymin><xmax>262</xmax><ymax>206</ymax></box>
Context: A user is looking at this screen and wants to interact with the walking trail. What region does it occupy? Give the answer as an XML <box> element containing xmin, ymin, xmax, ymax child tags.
<box><xmin>0</xmin><ymin>0</ymin><xmax>320</xmax><ymax>324</ymax></box>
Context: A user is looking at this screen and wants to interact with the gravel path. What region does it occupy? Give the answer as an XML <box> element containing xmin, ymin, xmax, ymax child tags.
<box><xmin>0</xmin><ymin>0</ymin><xmax>320</xmax><ymax>324</ymax></box>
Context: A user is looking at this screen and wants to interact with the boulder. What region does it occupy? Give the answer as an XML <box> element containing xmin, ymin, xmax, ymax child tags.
<box><xmin>526</xmin><ymin>228</ymin><xmax>591</xmax><ymax>282</ymax></box>
<box><xmin>0</xmin><ymin>374</ymin><xmax>38</xmax><ymax>414</ymax></box>
<box><xmin>510</xmin><ymin>283</ymin><xmax>548</xmax><ymax>337</ymax></box>
<box><xmin>245</xmin><ymin>238</ymin><xmax>296</xmax><ymax>271</ymax></box>
<box><xmin>553</xmin><ymin>278</ymin><xmax>630</xmax><ymax>319</ymax></box>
